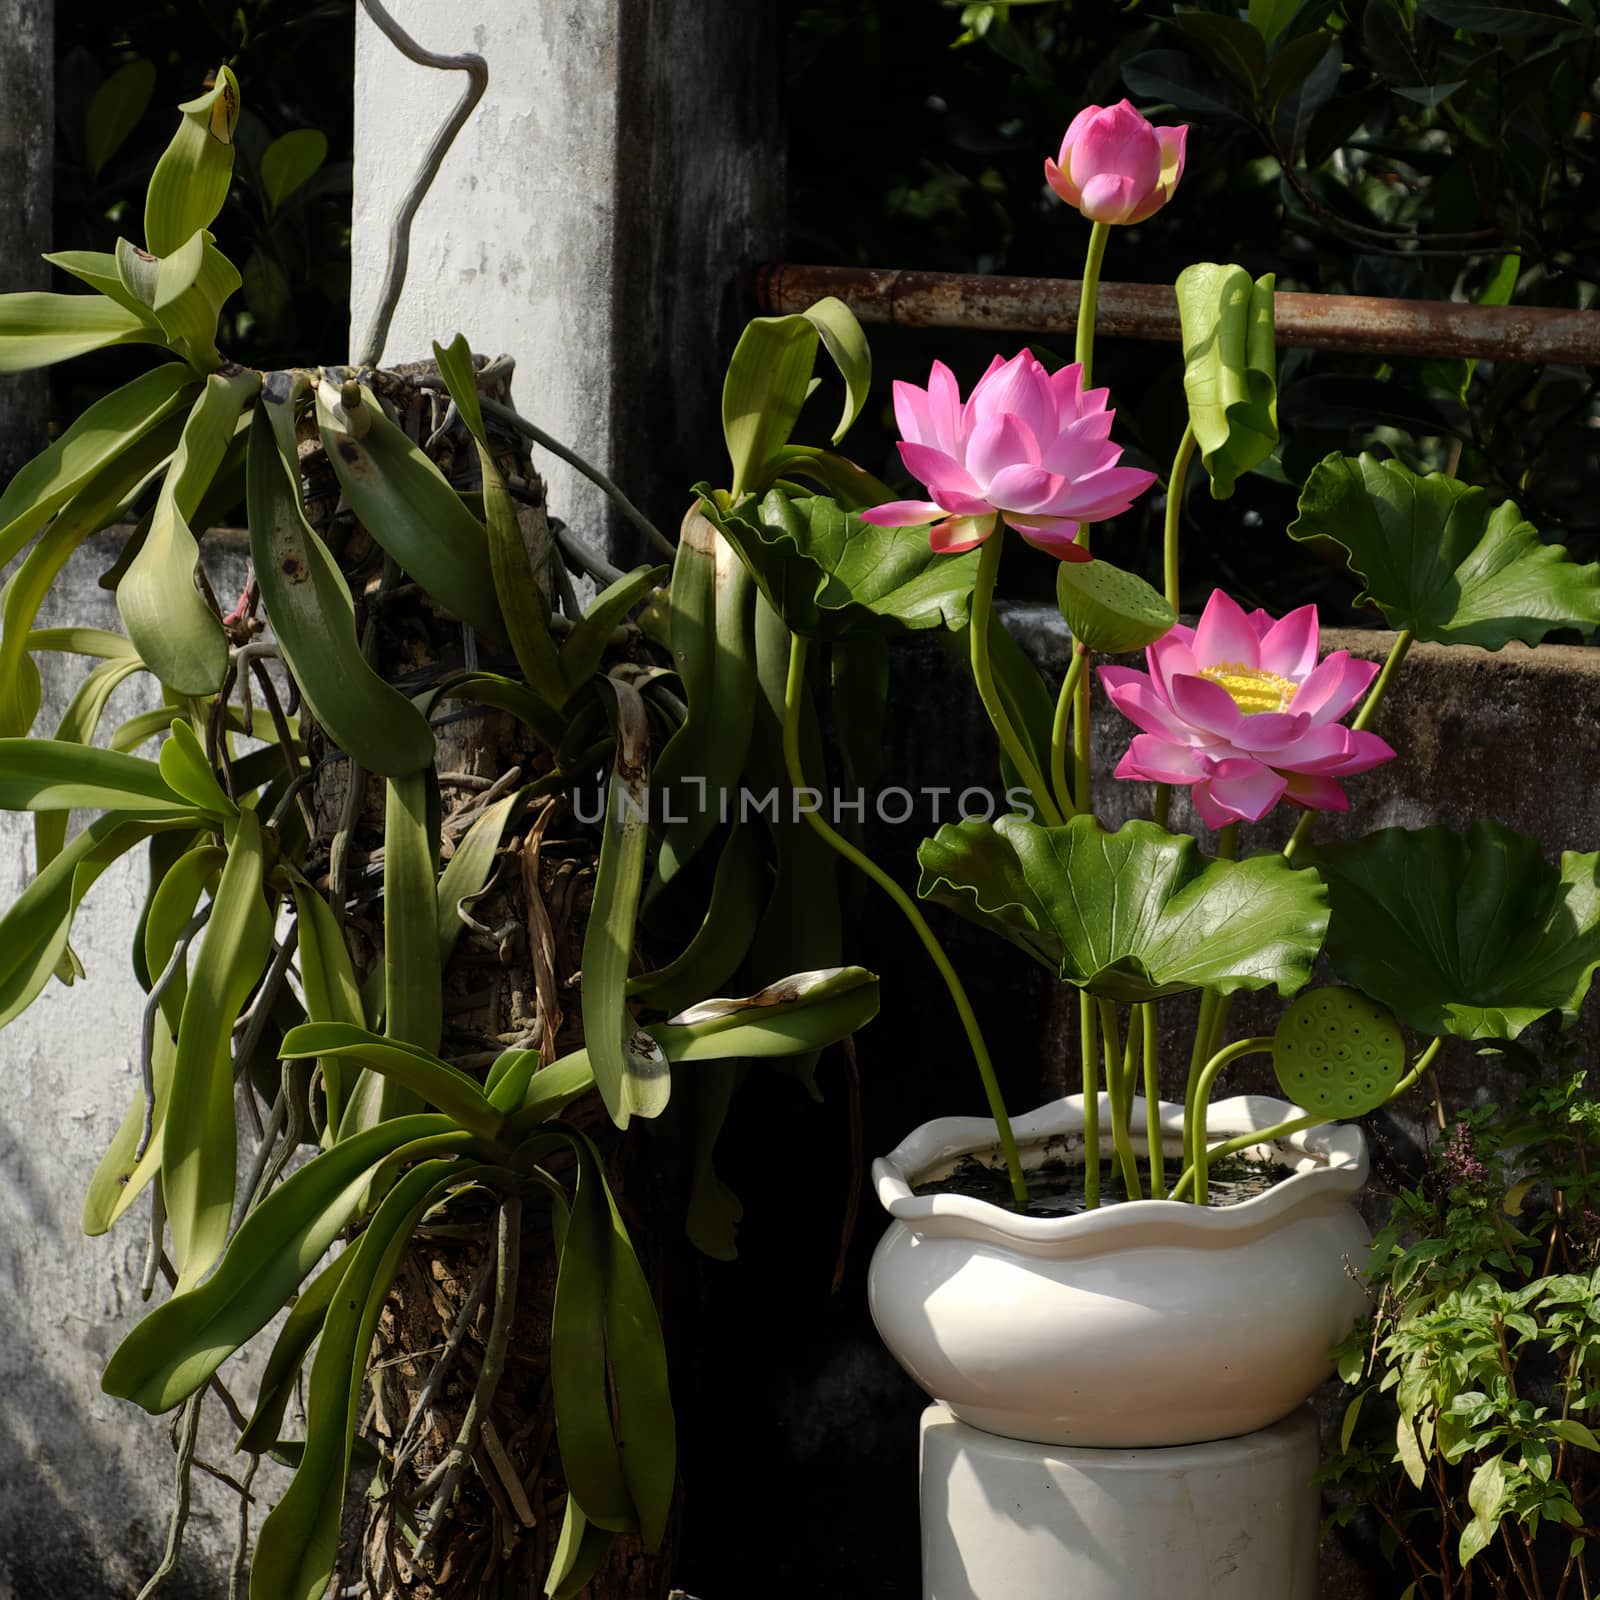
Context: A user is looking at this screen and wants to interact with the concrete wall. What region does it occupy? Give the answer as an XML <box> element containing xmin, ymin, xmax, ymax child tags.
<box><xmin>349</xmin><ymin>0</ymin><xmax>783</xmax><ymax>561</ymax></box>
<box><xmin>0</xmin><ymin>0</ymin><xmax>52</xmax><ymax>477</ymax></box>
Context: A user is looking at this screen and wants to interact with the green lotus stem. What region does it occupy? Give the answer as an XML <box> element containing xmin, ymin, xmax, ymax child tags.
<box><xmin>1284</xmin><ymin>630</ymin><xmax>1413</xmax><ymax>862</ymax></box>
<box><xmin>1075</xmin><ymin>221</ymin><xmax>1112</xmax><ymax>387</ymax></box>
<box><xmin>972</xmin><ymin>533</ymin><xmax>1063</xmax><ymax>826</ymax></box>
<box><xmin>1120</xmin><ymin>1000</ymin><xmax>1142</xmax><ymax>1126</ymax></box>
<box><xmin>783</xmin><ymin>634</ymin><xmax>1029</xmax><ymax>1208</ymax></box>
<box><xmin>1163</xmin><ymin>422</ymin><xmax>1197</xmax><ymax>612</ymax></box>
<box><xmin>1081</xmin><ymin>989</ymin><xmax>1100</xmax><ymax>1210</ymax></box>
<box><xmin>1073</xmin><ymin>644</ymin><xmax>1093</xmax><ymax>814</ymax></box>
<box><xmin>1170</xmin><ymin>1036</ymin><xmax>1446</xmax><ymax>1202</ymax></box>
<box><xmin>1153</xmin><ymin>782</ymin><xmax>1171</xmax><ymax>830</ymax></box>
<box><xmin>1098</xmin><ymin>998</ymin><xmax>1142</xmax><ymax>1199</ymax></box>
<box><xmin>1049</xmin><ymin>648</ymin><xmax>1087</xmax><ymax>821</ymax></box>
<box><xmin>1189</xmin><ymin>1036</ymin><xmax>1275</xmax><ymax>1206</ymax></box>
<box><xmin>1181</xmin><ymin>825</ymin><xmax>1238</xmax><ymax>1187</ymax></box>
<box><xmin>1143</xmin><ymin>1001</ymin><xmax>1165</xmax><ymax>1197</ymax></box>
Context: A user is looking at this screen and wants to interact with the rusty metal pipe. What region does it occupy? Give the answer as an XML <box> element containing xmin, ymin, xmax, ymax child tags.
<box><xmin>756</xmin><ymin>263</ymin><xmax>1600</xmax><ymax>366</ymax></box>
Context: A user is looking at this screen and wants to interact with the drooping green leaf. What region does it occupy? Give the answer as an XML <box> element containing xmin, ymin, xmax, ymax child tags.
<box><xmin>118</xmin><ymin>368</ymin><xmax>258</xmax><ymax>692</ymax></box>
<box><xmin>260</xmin><ymin>128</ymin><xmax>328</xmax><ymax>212</ymax></box>
<box><xmin>0</xmin><ymin>813</ymin><xmax>201</xmax><ymax>1031</ymax></box>
<box><xmin>144</xmin><ymin>67</ymin><xmax>240</xmax><ymax>256</ymax></box>
<box><xmin>1056</xmin><ymin>560</ymin><xmax>1176</xmax><ymax>654</ymax></box>
<box><xmin>312</xmin><ymin>376</ymin><xmax>505</xmax><ymax>639</ymax></box>
<box><xmin>559</xmin><ymin>564</ymin><xmax>667</xmax><ymax>695</ymax></box>
<box><xmin>236</xmin><ymin>1247</ymin><xmax>355</xmax><ymax>1455</ymax></box>
<box><xmin>918</xmin><ymin>816</ymin><xmax>1329</xmax><ymax>1003</ymax></box>
<box><xmin>701</xmin><ymin>488</ymin><xmax>979</xmax><ymax>642</ymax></box>
<box><xmin>282</xmin><ymin>1022</ymin><xmax>503</xmax><ymax>1139</ymax></box>
<box><xmin>85</xmin><ymin>59</ymin><xmax>158</xmax><ymax>175</ymax></box>
<box><xmin>1177</xmin><ymin>263</ymin><xmax>1278</xmax><ymax>501</ymax></box>
<box><xmin>584</xmin><ymin>678</ymin><xmax>670</xmax><ymax>1129</ymax></box>
<box><xmin>1272</xmin><ymin>986</ymin><xmax>1408</xmax><ymax>1117</ymax></box>
<box><xmin>101</xmin><ymin>1116</ymin><xmax>460</xmax><ymax>1413</ymax></box>
<box><xmin>32</xmin><ymin>655</ymin><xmax>147</xmax><ymax>874</ymax></box>
<box><xmin>0</xmin><ymin>427</ymin><xmax>184</xmax><ymax>742</ymax></box>
<box><xmin>0</xmin><ymin>740</ymin><xmax>198</xmax><ymax>815</ymax></box>
<box><xmin>285</xmin><ymin>873</ymin><xmax>364</xmax><ymax>1135</ymax></box>
<box><xmin>628</xmin><ymin>821</ymin><xmax>764</xmax><ymax>1017</ymax></box>
<box><xmin>338</xmin><ymin>770</ymin><xmax>440</xmax><ymax>1134</ymax></box>
<box><xmin>1310</xmin><ymin>821</ymin><xmax>1600</xmax><ymax>1040</ymax></box>
<box><xmin>722</xmin><ymin>297</ymin><xmax>871</xmax><ymax>498</ymax></box>
<box><xmin>163</xmin><ymin>808</ymin><xmax>275</xmax><ymax>1287</ymax></box>
<box><xmin>0</xmin><ymin>292</ymin><xmax>168</xmax><ymax>374</ymax></box>
<box><xmin>546</xmin><ymin>1497</ymin><xmax>611</xmax><ymax>1598</ymax></box>
<box><xmin>430</xmin><ymin>334</ymin><xmax>567</xmax><ymax>706</ymax></box>
<box><xmin>249</xmin><ymin>1158</ymin><xmax>469</xmax><ymax>1600</ymax></box>
<box><xmin>649</xmin><ymin>966</ymin><xmax>882</xmax><ymax>1060</ymax></box>
<box><xmin>1288</xmin><ymin>453</ymin><xmax>1600</xmax><ymax>648</ymax></box>
<box><xmin>649</xmin><ymin>503</ymin><xmax>758</xmax><ymax>891</ymax></box>
<box><xmin>0</xmin><ymin>362</ymin><xmax>194</xmax><ymax>567</ymax></box>
<box><xmin>247</xmin><ymin>383</ymin><xmax>436</xmax><ymax>776</ymax></box>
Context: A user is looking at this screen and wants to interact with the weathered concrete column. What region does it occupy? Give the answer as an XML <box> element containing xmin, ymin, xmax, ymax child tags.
<box><xmin>0</xmin><ymin>0</ymin><xmax>53</xmax><ymax>480</ymax></box>
<box><xmin>351</xmin><ymin>0</ymin><xmax>784</xmax><ymax>559</ymax></box>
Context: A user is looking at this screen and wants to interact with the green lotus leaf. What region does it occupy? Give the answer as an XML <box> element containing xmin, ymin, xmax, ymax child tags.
<box><xmin>918</xmin><ymin>815</ymin><xmax>1328</xmax><ymax>1003</ymax></box>
<box><xmin>1310</xmin><ymin>821</ymin><xmax>1600</xmax><ymax>1040</ymax></box>
<box><xmin>700</xmin><ymin>486</ymin><xmax>978</xmax><ymax>643</ymax></box>
<box><xmin>1288</xmin><ymin>453</ymin><xmax>1600</xmax><ymax>648</ymax></box>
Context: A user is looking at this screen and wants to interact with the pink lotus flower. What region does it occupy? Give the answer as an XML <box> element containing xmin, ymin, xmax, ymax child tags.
<box><xmin>1045</xmin><ymin>101</ymin><xmax>1188</xmax><ymax>226</ymax></box>
<box><xmin>1099</xmin><ymin>589</ymin><xmax>1395</xmax><ymax>828</ymax></box>
<box><xmin>860</xmin><ymin>351</ymin><xmax>1156</xmax><ymax>561</ymax></box>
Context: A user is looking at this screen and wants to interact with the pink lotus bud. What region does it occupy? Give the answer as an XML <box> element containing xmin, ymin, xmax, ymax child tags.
<box><xmin>860</xmin><ymin>350</ymin><xmax>1155</xmax><ymax>562</ymax></box>
<box><xmin>1099</xmin><ymin>589</ymin><xmax>1395</xmax><ymax>829</ymax></box>
<box><xmin>1045</xmin><ymin>101</ymin><xmax>1188</xmax><ymax>226</ymax></box>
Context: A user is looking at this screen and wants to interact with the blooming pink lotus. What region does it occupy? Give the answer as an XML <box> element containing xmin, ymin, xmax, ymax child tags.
<box><xmin>860</xmin><ymin>351</ymin><xmax>1156</xmax><ymax>560</ymax></box>
<box><xmin>1099</xmin><ymin>589</ymin><xmax>1395</xmax><ymax>828</ymax></box>
<box><xmin>1045</xmin><ymin>101</ymin><xmax>1188</xmax><ymax>226</ymax></box>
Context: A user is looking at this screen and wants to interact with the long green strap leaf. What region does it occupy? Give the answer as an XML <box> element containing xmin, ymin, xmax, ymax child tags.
<box><xmin>118</xmin><ymin>367</ymin><xmax>259</xmax><ymax>692</ymax></box>
<box><xmin>281</xmin><ymin>1022</ymin><xmax>502</xmax><ymax>1140</ymax></box>
<box><xmin>250</xmin><ymin>1159</ymin><xmax>469</xmax><ymax>1600</ymax></box>
<box><xmin>337</xmin><ymin>769</ymin><xmax>440</xmax><ymax>1134</ymax></box>
<box><xmin>0</xmin><ymin>410</ymin><xmax>186</xmax><ymax>736</ymax></box>
<box><xmin>313</xmin><ymin>374</ymin><xmax>505</xmax><ymax>639</ymax></box>
<box><xmin>163</xmin><ymin>807</ymin><xmax>274</xmax><ymax>1288</ymax></box>
<box><xmin>0</xmin><ymin>362</ymin><xmax>194</xmax><ymax>564</ymax></box>
<box><xmin>0</xmin><ymin>291</ymin><xmax>169</xmax><ymax>375</ymax></box>
<box><xmin>101</xmin><ymin>1114</ymin><xmax>459</xmax><ymax>1412</ymax></box>
<box><xmin>0</xmin><ymin>740</ymin><xmax>196</xmax><ymax>814</ymax></box>
<box><xmin>247</xmin><ymin>384</ymin><xmax>435</xmax><ymax>776</ymax></box>
<box><xmin>432</xmin><ymin>335</ymin><xmax>567</xmax><ymax>703</ymax></box>
<box><xmin>583</xmin><ymin>677</ymin><xmax>669</xmax><ymax>1129</ymax></box>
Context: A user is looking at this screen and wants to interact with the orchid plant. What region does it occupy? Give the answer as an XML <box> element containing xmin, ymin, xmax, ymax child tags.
<box><xmin>704</xmin><ymin>100</ymin><xmax>1600</xmax><ymax>1213</ymax></box>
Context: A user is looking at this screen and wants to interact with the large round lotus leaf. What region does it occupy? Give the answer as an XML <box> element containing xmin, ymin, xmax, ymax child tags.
<box><xmin>1272</xmin><ymin>986</ymin><xmax>1405</xmax><ymax>1117</ymax></box>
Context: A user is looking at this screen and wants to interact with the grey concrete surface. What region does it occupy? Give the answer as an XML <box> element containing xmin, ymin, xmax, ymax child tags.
<box><xmin>349</xmin><ymin>0</ymin><xmax>783</xmax><ymax>563</ymax></box>
<box><xmin>0</xmin><ymin>0</ymin><xmax>52</xmax><ymax>479</ymax></box>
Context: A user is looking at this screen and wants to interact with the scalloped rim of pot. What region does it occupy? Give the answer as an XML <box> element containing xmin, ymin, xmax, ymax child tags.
<box><xmin>872</xmin><ymin>1093</ymin><xmax>1368</xmax><ymax>1254</ymax></box>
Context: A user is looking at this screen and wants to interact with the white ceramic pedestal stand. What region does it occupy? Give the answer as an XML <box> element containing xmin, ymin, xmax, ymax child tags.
<box><xmin>919</xmin><ymin>1403</ymin><xmax>1320</xmax><ymax>1600</ymax></box>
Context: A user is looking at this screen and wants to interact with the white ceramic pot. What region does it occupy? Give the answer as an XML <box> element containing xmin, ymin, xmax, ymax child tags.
<box><xmin>869</xmin><ymin>1093</ymin><xmax>1371</xmax><ymax>1449</ymax></box>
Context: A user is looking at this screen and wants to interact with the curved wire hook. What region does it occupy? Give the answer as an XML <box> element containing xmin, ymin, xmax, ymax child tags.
<box><xmin>354</xmin><ymin>0</ymin><xmax>489</xmax><ymax>368</ymax></box>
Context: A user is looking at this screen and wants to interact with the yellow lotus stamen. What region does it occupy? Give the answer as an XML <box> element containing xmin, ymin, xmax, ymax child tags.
<box><xmin>1198</xmin><ymin>661</ymin><xmax>1298</xmax><ymax>715</ymax></box>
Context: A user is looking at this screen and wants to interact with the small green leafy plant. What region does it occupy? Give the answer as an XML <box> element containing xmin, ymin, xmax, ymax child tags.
<box><xmin>1327</xmin><ymin>1042</ymin><xmax>1600</xmax><ymax>1598</ymax></box>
